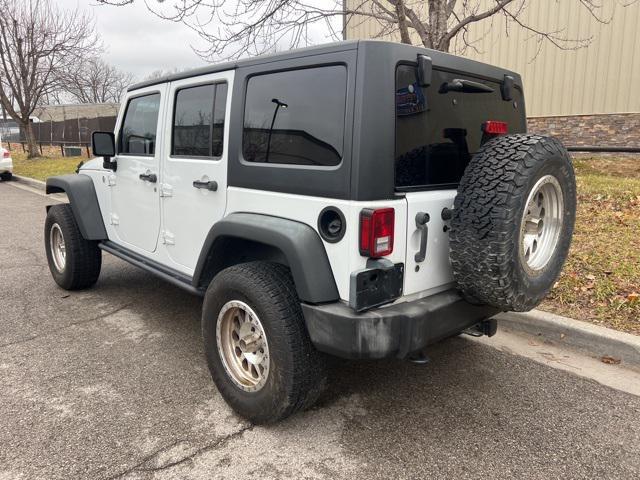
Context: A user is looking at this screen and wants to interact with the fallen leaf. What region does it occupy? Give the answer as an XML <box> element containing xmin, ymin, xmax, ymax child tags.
<box><xmin>585</xmin><ymin>274</ymin><xmax>596</xmax><ymax>281</ymax></box>
<box><xmin>560</xmin><ymin>333</ymin><xmax>566</xmax><ymax>339</ymax></box>
<box><xmin>601</xmin><ymin>355</ymin><xmax>621</xmax><ymax>365</ymax></box>
<box><xmin>628</xmin><ymin>293</ymin><xmax>639</xmax><ymax>303</ymax></box>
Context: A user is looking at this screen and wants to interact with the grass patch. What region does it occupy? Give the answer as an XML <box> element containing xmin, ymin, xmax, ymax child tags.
<box><xmin>541</xmin><ymin>156</ymin><xmax>640</xmax><ymax>335</ymax></box>
<box><xmin>7</xmin><ymin>146</ymin><xmax>84</xmax><ymax>182</ymax></box>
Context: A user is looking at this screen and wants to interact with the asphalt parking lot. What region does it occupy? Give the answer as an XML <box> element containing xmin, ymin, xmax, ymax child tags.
<box><xmin>1</xmin><ymin>180</ymin><xmax>639</xmax><ymax>480</ymax></box>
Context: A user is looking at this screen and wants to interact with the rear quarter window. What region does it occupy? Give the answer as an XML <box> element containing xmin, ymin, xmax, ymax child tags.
<box><xmin>242</xmin><ymin>65</ymin><xmax>347</xmax><ymax>167</ymax></box>
<box><xmin>395</xmin><ymin>64</ymin><xmax>524</xmax><ymax>190</ymax></box>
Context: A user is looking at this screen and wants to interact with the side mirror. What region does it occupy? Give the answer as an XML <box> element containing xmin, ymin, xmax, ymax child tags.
<box><xmin>92</xmin><ymin>131</ymin><xmax>117</xmax><ymax>171</ymax></box>
<box><xmin>417</xmin><ymin>54</ymin><xmax>432</xmax><ymax>87</ymax></box>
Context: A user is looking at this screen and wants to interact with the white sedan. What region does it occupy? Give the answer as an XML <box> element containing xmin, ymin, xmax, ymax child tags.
<box><xmin>0</xmin><ymin>146</ymin><xmax>13</xmax><ymax>181</ymax></box>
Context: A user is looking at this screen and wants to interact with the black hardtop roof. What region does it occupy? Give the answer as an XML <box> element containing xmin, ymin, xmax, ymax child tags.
<box><xmin>127</xmin><ymin>40</ymin><xmax>359</xmax><ymax>91</ymax></box>
<box><xmin>128</xmin><ymin>39</ymin><xmax>520</xmax><ymax>92</ymax></box>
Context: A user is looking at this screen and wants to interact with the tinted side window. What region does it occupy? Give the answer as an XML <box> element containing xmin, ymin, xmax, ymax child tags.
<box><xmin>172</xmin><ymin>83</ymin><xmax>227</xmax><ymax>158</ymax></box>
<box><xmin>120</xmin><ymin>94</ymin><xmax>160</xmax><ymax>155</ymax></box>
<box><xmin>395</xmin><ymin>64</ymin><xmax>524</xmax><ymax>189</ymax></box>
<box><xmin>173</xmin><ymin>84</ymin><xmax>214</xmax><ymax>157</ymax></box>
<box><xmin>242</xmin><ymin>66</ymin><xmax>346</xmax><ymax>166</ymax></box>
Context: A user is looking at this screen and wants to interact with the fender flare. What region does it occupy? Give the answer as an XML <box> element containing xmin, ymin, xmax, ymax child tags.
<box><xmin>193</xmin><ymin>213</ymin><xmax>340</xmax><ymax>304</ymax></box>
<box><xmin>46</xmin><ymin>174</ymin><xmax>107</xmax><ymax>240</ymax></box>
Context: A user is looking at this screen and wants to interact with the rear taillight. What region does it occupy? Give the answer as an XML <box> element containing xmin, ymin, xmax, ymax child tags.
<box><xmin>359</xmin><ymin>208</ymin><xmax>394</xmax><ymax>257</ymax></box>
<box><xmin>482</xmin><ymin>120</ymin><xmax>508</xmax><ymax>135</ymax></box>
<box><xmin>2</xmin><ymin>151</ymin><xmax>9</xmax><ymax>158</ymax></box>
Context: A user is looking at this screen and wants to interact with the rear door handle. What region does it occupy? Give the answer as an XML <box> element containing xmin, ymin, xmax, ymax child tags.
<box><xmin>139</xmin><ymin>172</ymin><xmax>157</xmax><ymax>183</ymax></box>
<box><xmin>414</xmin><ymin>212</ymin><xmax>430</xmax><ymax>263</ymax></box>
<box><xmin>193</xmin><ymin>180</ymin><xmax>218</xmax><ymax>191</ymax></box>
<box><xmin>439</xmin><ymin>79</ymin><xmax>494</xmax><ymax>94</ymax></box>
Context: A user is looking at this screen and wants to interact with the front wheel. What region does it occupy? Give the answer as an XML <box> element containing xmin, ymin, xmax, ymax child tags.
<box><xmin>202</xmin><ymin>262</ymin><xmax>327</xmax><ymax>423</ymax></box>
<box><xmin>44</xmin><ymin>204</ymin><xmax>102</xmax><ymax>290</ymax></box>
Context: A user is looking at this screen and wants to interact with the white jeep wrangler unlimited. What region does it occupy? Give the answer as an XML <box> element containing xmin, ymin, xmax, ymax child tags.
<box><xmin>44</xmin><ymin>41</ymin><xmax>576</xmax><ymax>423</ymax></box>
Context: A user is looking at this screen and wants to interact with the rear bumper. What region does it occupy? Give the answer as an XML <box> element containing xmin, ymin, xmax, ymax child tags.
<box><xmin>302</xmin><ymin>290</ymin><xmax>499</xmax><ymax>359</ymax></box>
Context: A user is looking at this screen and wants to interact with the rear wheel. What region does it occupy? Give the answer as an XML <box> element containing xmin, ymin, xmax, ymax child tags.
<box><xmin>202</xmin><ymin>262</ymin><xmax>327</xmax><ymax>423</ymax></box>
<box><xmin>449</xmin><ymin>134</ymin><xmax>576</xmax><ymax>311</ymax></box>
<box><xmin>44</xmin><ymin>204</ymin><xmax>102</xmax><ymax>290</ymax></box>
<box><xmin>0</xmin><ymin>172</ymin><xmax>12</xmax><ymax>181</ymax></box>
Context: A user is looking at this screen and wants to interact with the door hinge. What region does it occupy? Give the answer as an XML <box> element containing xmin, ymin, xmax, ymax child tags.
<box><xmin>161</xmin><ymin>230</ymin><xmax>175</xmax><ymax>245</ymax></box>
<box><xmin>159</xmin><ymin>183</ymin><xmax>173</xmax><ymax>197</ymax></box>
<box><xmin>110</xmin><ymin>213</ymin><xmax>119</xmax><ymax>226</ymax></box>
<box><xmin>107</xmin><ymin>174</ymin><xmax>117</xmax><ymax>186</ymax></box>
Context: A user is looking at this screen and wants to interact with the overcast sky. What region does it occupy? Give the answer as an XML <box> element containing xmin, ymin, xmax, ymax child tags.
<box><xmin>58</xmin><ymin>1</ymin><xmax>338</xmax><ymax>82</ymax></box>
<box><xmin>59</xmin><ymin>0</ymin><xmax>211</xmax><ymax>79</ymax></box>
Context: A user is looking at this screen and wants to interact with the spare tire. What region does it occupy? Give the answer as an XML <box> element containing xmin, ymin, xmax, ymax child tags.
<box><xmin>449</xmin><ymin>134</ymin><xmax>576</xmax><ymax>312</ymax></box>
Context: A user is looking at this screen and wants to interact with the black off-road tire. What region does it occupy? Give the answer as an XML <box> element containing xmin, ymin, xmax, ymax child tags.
<box><xmin>202</xmin><ymin>261</ymin><xmax>327</xmax><ymax>424</ymax></box>
<box><xmin>44</xmin><ymin>204</ymin><xmax>102</xmax><ymax>290</ymax></box>
<box><xmin>449</xmin><ymin>134</ymin><xmax>576</xmax><ymax>311</ymax></box>
<box><xmin>0</xmin><ymin>172</ymin><xmax>12</xmax><ymax>181</ymax></box>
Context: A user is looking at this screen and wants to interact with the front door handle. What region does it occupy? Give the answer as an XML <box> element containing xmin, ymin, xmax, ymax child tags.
<box><xmin>414</xmin><ymin>212</ymin><xmax>430</xmax><ymax>263</ymax></box>
<box><xmin>139</xmin><ymin>172</ymin><xmax>157</xmax><ymax>183</ymax></box>
<box><xmin>193</xmin><ymin>180</ymin><xmax>218</xmax><ymax>191</ymax></box>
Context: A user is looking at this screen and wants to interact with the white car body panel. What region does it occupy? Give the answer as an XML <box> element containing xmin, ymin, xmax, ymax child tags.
<box><xmin>225</xmin><ymin>187</ymin><xmax>407</xmax><ymax>301</ymax></box>
<box><xmin>0</xmin><ymin>147</ymin><xmax>13</xmax><ymax>173</ymax></box>
<box><xmin>108</xmin><ymin>84</ymin><xmax>167</xmax><ymax>253</ymax></box>
<box><xmin>403</xmin><ymin>190</ymin><xmax>457</xmax><ymax>296</ymax></box>
<box><xmin>82</xmin><ymin>167</ymin><xmax>193</xmax><ymax>275</ymax></box>
<box><xmin>161</xmin><ymin>71</ymin><xmax>233</xmax><ymax>270</ymax></box>
<box><xmin>0</xmin><ymin>158</ymin><xmax>12</xmax><ymax>173</ymax></box>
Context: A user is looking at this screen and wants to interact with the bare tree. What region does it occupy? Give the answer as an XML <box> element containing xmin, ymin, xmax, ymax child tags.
<box><xmin>0</xmin><ymin>0</ymin><xmax>98</xmax><ymax>157</ymax></box>
<box><xmin>60</xmin><ymin>58</ymin><xmax>134</xmax><ymax>104</ymax></box>
<box><xmin>96</xmin><ymin>0</ymin><xmax>636</xmax><ymax>61</ymax></box>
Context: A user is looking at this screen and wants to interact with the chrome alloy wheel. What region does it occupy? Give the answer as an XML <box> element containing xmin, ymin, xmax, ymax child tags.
<box><xmin>49</xmin><ymin>223</ymin><xmax>67</xmax><ymax>272</ymax></box>
<box><xmin>216</xmin><ymin>300</ymin><xmax>270</xmax><ymax>392</ymax></box>
<box><xmin>519</xmin><ymin>174</ymin><xmax>564</xmax><ymax>273</ymax></box>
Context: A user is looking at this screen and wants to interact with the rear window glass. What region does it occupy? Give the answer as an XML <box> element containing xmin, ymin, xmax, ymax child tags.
<box><xmin>395</xmin><ymin>64</ymin><xmax>523</xmax><ymax>189</ymax></box>
<box><xmin>242</xmin><ymin>66</ymin><xmax>347</xmax><ymax>167</ymax></box>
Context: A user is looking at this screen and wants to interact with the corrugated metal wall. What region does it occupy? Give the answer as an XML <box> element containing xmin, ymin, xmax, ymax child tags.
<box><xmin>345</xmin><ymin>0</ymin><xmax>640</xmax><ymax>116</ymax></box>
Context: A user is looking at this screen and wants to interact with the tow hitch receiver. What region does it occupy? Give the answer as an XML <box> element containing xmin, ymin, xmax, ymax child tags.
<box><xmin>463</xmin><ymin>318</ymin><xmax>498</xmax><ymax>337</ymax></box>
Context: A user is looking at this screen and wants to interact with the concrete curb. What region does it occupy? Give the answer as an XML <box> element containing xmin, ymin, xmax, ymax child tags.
<box><xmin>496</xmin><ymin>310</ymin><xmax>640</xmax><ymax>368</ymax></box>
<box><xmin>13</xmin><ymin>175</ymin><xmax>46</xmax><ymax>191</ymax></box>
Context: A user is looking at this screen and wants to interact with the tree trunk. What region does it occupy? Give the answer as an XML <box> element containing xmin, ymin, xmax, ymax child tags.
<box><xmin>395</xmin><ymin>1</ymin><xmax>412</xmax><ymax>45</ymax></box>
<box><xmin>427</xmin><ymin>0</ymin><xmax>451</xmax><ymax>52</ymax></box>
<box><xmin>23</xmin><ymin>120</ymin><xmax>39</xmax><ymax>159</ymax></box>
